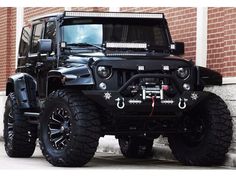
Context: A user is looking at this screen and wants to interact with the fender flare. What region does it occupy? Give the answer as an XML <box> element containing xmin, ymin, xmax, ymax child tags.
<box><xmin>6</xmin><ymin>73</ymin><xmax>37</xmax><ymax>109</ymax></box>
<box><xmin>47</xmin><ymin>64</ymin><xmax>95</xmax><ymax>95</ymax></box>
<box><xmin>196</xmin><ymin>66</ymin><xmax>222</xmax><ymax>87</ymax></box>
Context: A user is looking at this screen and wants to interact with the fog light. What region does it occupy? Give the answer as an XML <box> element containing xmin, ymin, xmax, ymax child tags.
<box><xmin>99</xmin><ymin>82</ymin><xmax>107</xmax><ymax>90</ymax></box>
<box><xmin>183</xmin><ymin>83</ymin><xmax>191</xmax><ymax>91</ymax></box>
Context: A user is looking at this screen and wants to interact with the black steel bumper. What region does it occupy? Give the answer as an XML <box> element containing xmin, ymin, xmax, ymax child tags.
<box><xmin>83</xmin><ymin>89</ymin><xmax>211</xmax><ymax>114</ymax></box>
<box><xmin>83</xmin><ymin>73</ymin><xmax>212</xmax><ymax>115</ymax></box>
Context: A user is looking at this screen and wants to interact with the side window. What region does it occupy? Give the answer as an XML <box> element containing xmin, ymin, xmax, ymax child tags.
<box><xmin>31</xmin><ymin>23</ymin><xmax>43</xmax><ymax>53</ymax></box>
<box><xmin>44</xmin><ymin>21</ymin><xmax>56</xmax><ymax>52</ymax></box>
<box><xmin>19</xmin><ymin>26</ymin><xmax>31</xmax><ymax>57</ymax></box>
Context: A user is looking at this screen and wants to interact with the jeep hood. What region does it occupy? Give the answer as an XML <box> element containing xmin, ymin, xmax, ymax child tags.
<box><xmin>66</xmin><ymin>53</ymin><xmax>191</xmax><ymax>65</ymax></box>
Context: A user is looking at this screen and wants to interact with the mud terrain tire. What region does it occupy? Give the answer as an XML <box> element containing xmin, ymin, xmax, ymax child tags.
<box><xmin>39</xmin><ymin>90</ymin><xmax>101</xmax><ymax>167</ymax></box>
<box><xmin>4</xmin><ymin>93</ymin><xmax>37</xmax><ymax>157</ymax></box>
<box><xmin>119</xmin><ymin>137</ymin><xmax>154</xmax><ymax>158</ymax></box>
<box><xmin>168</xmin><ymin>94</ymin><xmax>232</xmax><ymax>166</ymax></box>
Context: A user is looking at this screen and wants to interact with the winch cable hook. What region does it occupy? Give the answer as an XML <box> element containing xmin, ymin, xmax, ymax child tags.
<box><xmin>149</xmin><ymin>96</ymin><xmax>156</xmax><ymax>117</ymax></box>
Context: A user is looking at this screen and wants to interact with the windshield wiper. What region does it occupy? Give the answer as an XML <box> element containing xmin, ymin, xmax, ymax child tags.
<box><xmin>67</xmin><ymin>42</ymin><xmax>105</xmax><ymax>51</ymax></box>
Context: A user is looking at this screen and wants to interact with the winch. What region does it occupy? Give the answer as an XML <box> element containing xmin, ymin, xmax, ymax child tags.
<box><xmin>140</xmin><ymin>83</ymin><xmax>187</xmax><ymax>110</ymax></box>
<box><xmin>141</xmin><ymin>85</ymin><xmax>163</xmax><ymax>101</ymax></box>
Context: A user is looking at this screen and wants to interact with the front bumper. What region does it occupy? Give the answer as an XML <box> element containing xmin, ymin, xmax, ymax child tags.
<box><xmin>83</xmin><ymin>73</ymin><xmax>211</xmax><ymax>116</ymax></box>
<box><xmin>83</xmin><ymin>89</ymin><xmax>210</xmax><ymax>115</ymax></box>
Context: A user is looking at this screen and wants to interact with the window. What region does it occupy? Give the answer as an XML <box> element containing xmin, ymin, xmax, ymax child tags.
<box><xmin>61</xmin><ymin>23</ymin><xmax>168</xmax><ymax>47</ymax></box>
<box><xmin>45</xmin><ymin>21</ymin><xmax>56</xmax><ymax>51</ymax></box>
<box><xmin>62</xmin><ymin>24</ymin><xmax>102</xmax><ymax>44</ymax></box>
<box><xmin>19</xmin><ymin>26</ymin><xmax>31</xmax><ymax>56</ymax></box>
<box><xmin>103</xmin><ymin>24</ymin><xmax>167</xmax><ymax>46</ymax></box>
<box><xmin>31</xmin><ymin>23</ymin><xmax>43</xmax><ymax>53</ymax></box>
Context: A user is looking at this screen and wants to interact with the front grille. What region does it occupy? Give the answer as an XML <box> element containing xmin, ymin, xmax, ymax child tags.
<box><xmin>117</xmin><ymin>70</ymin><xmax>137</xmax><ymax>87</ymax></box>
<box><xmin>117</xmin><ymin>69</ymin><xmax>166</xmax><ymax>87</ymax></box>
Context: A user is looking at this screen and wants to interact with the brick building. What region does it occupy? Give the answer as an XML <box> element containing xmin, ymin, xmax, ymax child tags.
<box><xmin>0</xmin><ymin>7</ymin><xmax>235</xmax><ymax>165</ymax></box>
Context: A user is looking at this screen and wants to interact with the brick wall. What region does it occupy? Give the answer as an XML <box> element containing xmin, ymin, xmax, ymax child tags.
<box><xmin>24</xmin><ymin>7</ymin><xmax>65</xmax><ymax>24</ymax></box>
<box><xmin>71</xmin><ymin>7</ymin><xmax>109</xmax><ymax>12</ymax></box>
<box><xmin>0</xmin><ymin>7</ymin><xmax>236</xmax><ymax>91</ymax></box>
<box><xmin>24</xmin><ymin>7</ymin><xmax>108</xmax><ymax>24</ymax></box>
<box><xmin>0</xmin><ymin>7</ymin><xmax>16</xmax><ymax>92</ymax></box>
<box><xmin>0</xmin><ymin>8</ymin><xmax>8</xmax><ymax>91</ymax></box>
<box><xmin>207</xmin><ymin>8</ymin><xmax>236</xmax><ymax>77</ymax></box>
<box><xmin>120</xmin><ymin>7</ymin><xmax>197</xmax><ymax>61</ymax></box>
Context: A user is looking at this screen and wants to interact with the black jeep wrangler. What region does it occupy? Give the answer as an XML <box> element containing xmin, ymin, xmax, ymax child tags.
<box><xmin>4</xmin><ymin>11</ymin><xmax>233</xmax><ymax>167</ymax></box>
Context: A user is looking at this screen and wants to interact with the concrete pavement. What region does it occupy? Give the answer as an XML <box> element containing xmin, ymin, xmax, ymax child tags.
<box><xmin>0</xmin><ymin>140</ymin><xmax>233</xmax><ymax>169</ymax></box>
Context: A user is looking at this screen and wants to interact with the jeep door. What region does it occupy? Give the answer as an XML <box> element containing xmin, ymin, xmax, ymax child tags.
<box><xmin>26</xmin><ymin>20</ymin><xmax>56</xmax><ymax>99</ymax></box>
<box><xmin>37</xmin><ymin>20</ymin><xmax>57</xmax><ymax>98</ymax></box>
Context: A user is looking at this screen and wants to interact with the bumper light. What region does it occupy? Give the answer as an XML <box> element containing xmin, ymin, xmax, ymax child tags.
<box><xmin>99</xmin><ymin>82</ymin><xmax>107</xmax><ymax>90</ymax></box>
<box><xmin>183</xmin><ymin>83</ymin><xmax>191</xmax><ymax>91</ymax></box>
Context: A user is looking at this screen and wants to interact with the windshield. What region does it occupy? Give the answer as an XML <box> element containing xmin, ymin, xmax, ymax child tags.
<box><xmin>61</xmin><ymin>19</ymin><xmax>169</xmax><ymax>51</ymax></box>
<box><xmin>63</xmin><ymin>24</ymin><xmax>102</xmax><ymax>44</ymax></box>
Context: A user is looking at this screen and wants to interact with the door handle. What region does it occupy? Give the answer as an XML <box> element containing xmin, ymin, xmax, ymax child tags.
<box><xmin>17</xmin><ymin>63</ymin><xmax>32</xmax><ymax>70</ymax></box>
<box><xmin>25</xmin><ymin>63</ymin><xmax>32</xmax><ymax>67</ymax></box>
<box><xmin>36</xmin><ymin>62</ymin><xmax>44</xmax><ymax>68</ymax></box>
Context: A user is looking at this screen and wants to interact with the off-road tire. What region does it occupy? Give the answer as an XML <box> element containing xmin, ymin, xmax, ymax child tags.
<box><xmin>39</xmin><ymin>89</ymin><xmax>101</xmax><ymax>167</ymax></box>
<box><xmin>118</xmin><ymin>137</ymin><xmax>154</xmax><ymax>158</ymax></box>
<box><xmin>3</xmin><ymin>93</ymin><xmax>37</xmax><ymax>157</ymax></box>
<box><xmin>168</xmin><ymin>93</ymin><xmax>232</xmax><ymax>166</ymax></box>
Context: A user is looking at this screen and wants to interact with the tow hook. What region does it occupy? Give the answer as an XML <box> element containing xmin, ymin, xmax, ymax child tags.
<box><xmin>178</xmin><ymin>98</ymin><xmax>187</xmax><ymax>110</ymax></box>
<box><xmin>115</xmin><ymin>97</ymin><xmax>125</xmax><ymax>109</ymax></box>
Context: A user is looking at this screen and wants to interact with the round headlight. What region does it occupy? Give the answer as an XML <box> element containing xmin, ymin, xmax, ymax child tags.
<box><xmin>97</xmin><ymin>66</ymin><xmax>112</xmax><ymax>79</ymax></box>
<box><xmin>177</xmin><ymin>67</ymin><xmax>190</xmax><ymax>79</ymax></box>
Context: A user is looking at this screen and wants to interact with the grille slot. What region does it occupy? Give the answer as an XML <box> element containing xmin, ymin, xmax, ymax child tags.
<box><xmin>117</xmin><ymin>70</ymin><xmax>137</xmax><ymax>87</ymax></box>
<box><xmin>117</xmin><ymin>69</ymin><xmax>167</xmax><ymax>87</ymax></box>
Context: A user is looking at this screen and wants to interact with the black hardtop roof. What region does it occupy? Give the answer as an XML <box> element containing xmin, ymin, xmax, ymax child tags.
<box><xmin>30</xmin><ymin>12</ymin><xmax>63</xmax><ymax>22</ymax></box>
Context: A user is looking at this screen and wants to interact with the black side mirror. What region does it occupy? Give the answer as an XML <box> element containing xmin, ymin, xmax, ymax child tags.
<box><xmin>171</xmin><ymin>42</ymin><xmax>185</xmax><ymax>56</ymax></box>
<box><xmin>38</xmin><ymin>39</ymin><xmax>52</xmax><ymax>53</ymax></box>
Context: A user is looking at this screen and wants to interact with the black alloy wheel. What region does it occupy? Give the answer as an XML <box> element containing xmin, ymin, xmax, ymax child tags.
<box><xmin>48</xmin><ymin>107</ymin><xmax>72</xmax><ymax>150</ymax></box>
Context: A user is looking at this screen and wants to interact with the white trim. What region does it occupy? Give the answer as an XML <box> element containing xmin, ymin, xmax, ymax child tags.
<box><xmin>223</xmin><ymin>77</ymin><xmax>236</xmax><ymax>85</ymax></box>
<box><xmin>64</xmin><ymin>7</ymin><xmax>72</xmax><ymax>11</ymax></box>
<box><xmin>0</xmin><ymin>91</ymin><xmax>6</xmax><ymax>96</ymax></box>
<box><xmin>15</xmin><ymin>7</ymin><xmax>24</xmax><ymax>68</ymax></box>
<box><xmin>109</xmin><ymin>7</ymin><xmax>120</xmax><ymax>12</ymax></box>
<box><xmin>196</xmin><ymin>7</ymin><xmax>208</xmax><ymax>67</ymax></box>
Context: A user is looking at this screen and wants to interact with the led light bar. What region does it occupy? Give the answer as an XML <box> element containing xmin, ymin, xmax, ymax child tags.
<box><xmin>106</xmin><ymin>42</ymin><xmax>147</xmax><ymax>49</ymax></box>
<box><xmin>64</xmin><ymin>11</ymin><xmax>164</xmax><ymax>19</ymax></box>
